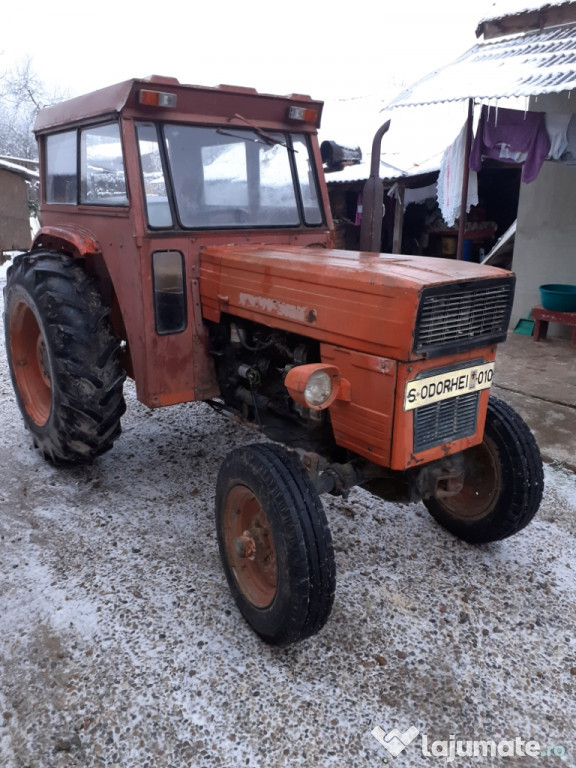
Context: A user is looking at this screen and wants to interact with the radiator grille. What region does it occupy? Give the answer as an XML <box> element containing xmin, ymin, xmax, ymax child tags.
<box><xmin>413</xmin><ymin>392</ymin><xmax>479</xmax><ymax>453</ymax></box>
<box><xmin>415</xmin><ymin>278</ymin><xmax>514</xmax><ymax>357</ymax></box>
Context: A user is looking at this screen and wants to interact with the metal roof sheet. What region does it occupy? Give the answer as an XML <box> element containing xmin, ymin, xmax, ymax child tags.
<box><xmin>387</xmin><ymin>22</ymin><xmax>576</xmax><ymax>108</ymax></box>
<box><xmin>324</xmin><ymin>158</ymin><xmax>439</xmax><ymax>186</ymax></box>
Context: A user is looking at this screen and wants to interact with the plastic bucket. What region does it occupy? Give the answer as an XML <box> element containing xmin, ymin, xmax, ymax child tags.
<box><xmin>462</xmin><ymin>239</ymin><xmax>477</xmax><ymax>262</ymax></box>
<box><xmin>539</xmin><ymin>284</ymin><xmax>576</xmax><ymax>312</ymax></box>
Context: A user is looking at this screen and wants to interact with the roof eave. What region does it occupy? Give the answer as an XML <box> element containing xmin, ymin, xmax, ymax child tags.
<box><xmin>477</xmin><ymin>1</ymin><xmax>576</xmax><ymax>40</ymax></box>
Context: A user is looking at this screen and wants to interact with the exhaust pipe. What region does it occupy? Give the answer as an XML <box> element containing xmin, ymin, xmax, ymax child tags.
<box><xmin>358</xmin><ymin>119</ymin><xmax>391</xmax><ymax>253</ymax></box>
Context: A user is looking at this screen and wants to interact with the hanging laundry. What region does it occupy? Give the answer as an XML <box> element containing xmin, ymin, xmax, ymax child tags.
<box><xmin>470</xmin><ymin>105</ymin><xmax>550</xmax><ymax>183</ymax></box>
<box><xmin>559</xmin><ymin>114</ymin><xmax>576</xmax><ymax>164</ymax></box>
<box><xmin>437</xmin><ymin>120</ymin><xmax>479</xmax><ymax>228</ymax></box>
<box><xmin>545</xmin><ymin>113</ymin><xmax>572</xmax><ymax>160</ymax></box>
<box><xmin>403</xmin><ymin>183</ymin><xmax>438</xmax><ymax>207</ymax></box>
<box><xmin>355</xmin><ymin>193</ymin><xmax>363</xmax><ymax>226</ymax></box>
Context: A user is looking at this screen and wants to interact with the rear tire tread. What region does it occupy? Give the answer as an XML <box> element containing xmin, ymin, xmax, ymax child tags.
<box><xmin>424</xmin><ymin>394</ymin><xmax>543</xmax><ymax>543</ymax></box>
<box><xmin>4</xmin><ymin>251</ymin><xmax>126</xmax><ymax>464</ymax></box>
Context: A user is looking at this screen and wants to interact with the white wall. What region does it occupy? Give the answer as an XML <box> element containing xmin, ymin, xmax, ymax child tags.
<box><xmin>512</xmin><ymin>91</ymin><xmax>576</xmax><ymax>335</ymax></box>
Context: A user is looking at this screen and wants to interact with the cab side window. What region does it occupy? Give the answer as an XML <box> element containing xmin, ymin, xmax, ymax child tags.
<box><xmin>80</xmin><ymin>124</ymin><xmax>128</xmax><ymax>205</ymax></box>
<box><xmin>45</xmin><ymin>123</ymin><xmax>128</xmax><ymax>206</ymax></box>
<box><xmin>45</xmin><ymin>131</ymin><xmax>77</xmax><ymax>204</ymax></box>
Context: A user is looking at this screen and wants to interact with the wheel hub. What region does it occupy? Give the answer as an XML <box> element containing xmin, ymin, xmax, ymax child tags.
<box><xmin>224</xmin><ymin>487</ymin><xmax>278</xmax><ymax>608</ymax></box>
<box><xmin>234</xmin><ymin>531</ymin><xmax>257</xmax><ymax>560</ymax></box>
<box><xmin>439</xmin><ymin>438</ymin><xmax>501</xmax><ymax>521</ymax></box>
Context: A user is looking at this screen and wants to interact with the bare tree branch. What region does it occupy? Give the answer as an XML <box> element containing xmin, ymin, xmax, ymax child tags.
<box><xmin>0</xmin><ymin>57</ymin><xmax>66</xmax><ymax>159</ymax></box>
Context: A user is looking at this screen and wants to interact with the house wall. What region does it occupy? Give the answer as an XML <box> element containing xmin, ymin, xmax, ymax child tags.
<box><xmin>0</xmin><ymin>169</ymin><xmax>31</xmax><ymax>252</ymax></box>
<box><xmin>513</xmin><ymin>91</ymin><xmax>576</xmax><ymax>335</ymax></box>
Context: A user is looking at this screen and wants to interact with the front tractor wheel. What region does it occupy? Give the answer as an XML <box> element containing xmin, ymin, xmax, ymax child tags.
<box><xmin>4</xmin><ymin>252</ymin><xmax>126</xmax><ymax>464</ymax></box>
<box><xmin>215</xmin><ymin>443</ymin><xmax>335</xmax><ymax>646</ymax></box>
<box><xmin>424</xmin><ymin>396</ymin><xmax>543</xmax><ymax>543</ymax></box>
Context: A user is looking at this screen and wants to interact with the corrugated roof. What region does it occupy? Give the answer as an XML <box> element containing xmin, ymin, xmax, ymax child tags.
<box><xmin>324</xmin><ymin>157</ymin><xmax>440</xmax><ymax>186</ymax></box>
<box><xmin>387</xmin><ymin>22</ymin><xmax>576</xmax><ymax>108</ymax></box>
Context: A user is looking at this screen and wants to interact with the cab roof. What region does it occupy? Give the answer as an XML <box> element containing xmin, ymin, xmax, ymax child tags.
<box><xmin>34</xmin><ymin>76</ymin><xmax>324</xmax><ymax>134</ymax></box>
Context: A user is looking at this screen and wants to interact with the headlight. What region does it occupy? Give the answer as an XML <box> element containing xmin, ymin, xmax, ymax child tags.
<box><xmin>304</xmin><ymin>370</ymin><xmax>333</xmax><ymax>407</ymax></box>
<box><xmin>284</xmin><ymin>363</ymin><xmax>350</xmax><ymax>411</ymax></box>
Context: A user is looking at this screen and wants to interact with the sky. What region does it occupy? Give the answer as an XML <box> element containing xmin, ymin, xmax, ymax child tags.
<box><xmin>0</xmin><ymin>0</ymin><xmax>526</xmax><ymax>168</ymax></box>
<box><xmin>1</xmin><ymin>0</ymin><xmax>497</xmax><ymax>102</ymax></box>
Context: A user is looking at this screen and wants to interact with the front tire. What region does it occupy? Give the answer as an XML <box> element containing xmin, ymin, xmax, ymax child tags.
<box><xmin>215</xmin><ymin>443</ymin><xmax>335</xmax><ymax>646</ymax></box>
<box><xmin>4</xmin><ymin>251</ymin><xmax>126</xmax><ymax>464</ymax></box>
<box><xmin>423</xmin><ymin>396</ymin><xmax>543</xmax><ymax>543</ymax></box>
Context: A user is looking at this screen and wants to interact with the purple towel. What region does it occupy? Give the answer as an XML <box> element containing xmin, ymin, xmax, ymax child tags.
<box><xmin>470</xmin><ymin>105</ymin><xmax>550</xmax><ymax>183</ymax></box>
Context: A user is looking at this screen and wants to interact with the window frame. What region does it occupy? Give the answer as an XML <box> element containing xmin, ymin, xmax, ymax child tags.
<box><xmin>151</xmin><ymin>249</ymin><xmax>188</xmax><ymax>336</ymax></box>
<box><xmin>43</xmin><ymin>119</ymin><xmax>129</xmax><ymax>208</ymax></box>
<box><xmin>135</xmin><ymin>120</ymin><xmax>325</xmax><ymax>231</ymax></box>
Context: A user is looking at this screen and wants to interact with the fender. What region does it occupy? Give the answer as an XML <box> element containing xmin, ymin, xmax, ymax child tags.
<box><xmin>30</xmin><ymin>224</ymin><xmax>127</xmax><ymax>365</ymax></box>
<box><xmin>32</xmin><ymin>224</ymin><xmax>101</xmax><ymax>258</ymax></box>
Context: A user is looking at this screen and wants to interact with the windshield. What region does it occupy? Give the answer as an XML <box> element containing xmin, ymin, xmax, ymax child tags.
<box><xmin>136</xmin><ymin>122</ymin><xmax>323</xmax><ymax>229</ymax></box>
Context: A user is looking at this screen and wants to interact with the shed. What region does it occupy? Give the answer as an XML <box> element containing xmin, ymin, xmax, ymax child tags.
<box><xmin>324</xmin><ymin>159</ymin><xmax>441</xmax><ymax>254</ymax></box>
<box><xmin>387</xmin><ymin>0</ymin><xmax>576</xmax><ymax>332</ymax></box>
<box><xmin>322</xmin><ymin>108</ymin><xmax>515</xmax><ymax>267</ymax></box>
<box><xmin>0</xmin><ymin>157</ymin><xmax>38</xmax><ymax>255</ymax></box>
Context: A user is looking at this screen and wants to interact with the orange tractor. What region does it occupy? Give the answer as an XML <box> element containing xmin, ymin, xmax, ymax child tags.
<box><xmin>3</xmin><ymin>76</ymin><xmax>543</xmax><ymax>645</ymax></box>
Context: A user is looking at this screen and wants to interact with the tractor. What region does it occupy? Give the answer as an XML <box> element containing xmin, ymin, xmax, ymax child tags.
<box><xmin>3</xmin><ymin>76</ymin><xmax>543</xmax><ymax>645</ymax></box>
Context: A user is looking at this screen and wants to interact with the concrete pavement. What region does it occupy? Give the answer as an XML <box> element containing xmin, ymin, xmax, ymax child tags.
<box><xmin>493</xmin><ymin>331</ymin><xmax>576</xmax><ymax>471</ymax></box>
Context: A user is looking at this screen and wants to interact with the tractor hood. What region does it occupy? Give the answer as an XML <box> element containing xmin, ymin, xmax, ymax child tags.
<box><xmin>200</xmin><ymin>245</ymin><xmax>514</xmax><ymax>360</ymax></box>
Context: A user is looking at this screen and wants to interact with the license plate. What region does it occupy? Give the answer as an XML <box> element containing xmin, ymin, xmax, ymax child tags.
<box><xmin>404</xmin><ymin>362</ymin><xmax>495</xmax><ymax>411</ymax></box>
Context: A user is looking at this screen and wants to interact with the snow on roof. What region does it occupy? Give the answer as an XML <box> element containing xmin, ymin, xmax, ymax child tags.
<box><xmin>0</xmin><ymin>158</ymin><xmax>38</xmax><ymax>181</ymax></box>
<box><xmin>320</xmin><ymin>99</ymin><xmax>470</xmax><ymax>185</ymax></box>
<box><xmin>387</xmin><ymin>21</ymin><xmax>576</xmax><ymax>108</ymax></box>
<box><xmin>480</xmin><ymin>0</ymin><xmax>572</xmax><ymax>23</ymax></box>
<box><xmin>323</xmin><ymin>154</ymin><xmax>441</xmax><ymax>186</ymax></box>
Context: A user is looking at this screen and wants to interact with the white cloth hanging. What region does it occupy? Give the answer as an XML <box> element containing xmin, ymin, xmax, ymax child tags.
<box><xmin>437</xmin><ymin>120</ymin><xmax>478</xmax><ymax>228</ymax></box>
<box><xmin>403</xmin><ymin>183</ymin><xmax>438</xmax><ymax>207</ymax></box>
<box><xmin>545</xmin><ymin>113</ymin><xmax>572</xmax><ymax>160</ymax></box>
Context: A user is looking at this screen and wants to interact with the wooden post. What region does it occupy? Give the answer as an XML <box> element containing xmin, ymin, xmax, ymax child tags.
<box><xmin>456</xmin><ymin>99</ymin><xmax>474</xmax><ymax>261</ymax></box>
<box><xmin>392</xmin><ymin>185</ymin><xmax>404</xmax><ymax>253</ymax></box>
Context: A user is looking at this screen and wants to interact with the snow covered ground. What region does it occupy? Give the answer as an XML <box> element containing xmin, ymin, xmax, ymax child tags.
<box><xmin>1</xmin><ymin>263</ymin><xmax>575</xmax><ymax>767</ymax></box>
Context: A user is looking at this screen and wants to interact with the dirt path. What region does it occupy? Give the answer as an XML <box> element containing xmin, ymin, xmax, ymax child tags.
<box><xmin>1</xmin><ymin>269</ymin><xmax>575</xmax><ymax>767</ymax></box>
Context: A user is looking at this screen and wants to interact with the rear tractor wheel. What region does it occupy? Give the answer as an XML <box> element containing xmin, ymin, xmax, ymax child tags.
<box><xmin>215</xmin><ymin>443</ymin><xmax>336</xmax><ymax>646</ymax></box>
<box><xmin>424</xmin><ymin>395</ymin><xmax>543</xmax><ymax>543</ymax></box>
<box><xmin>4</xmin><ymin>251</ymin><xmax>126</xmax><ymax>464</ymax></box>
